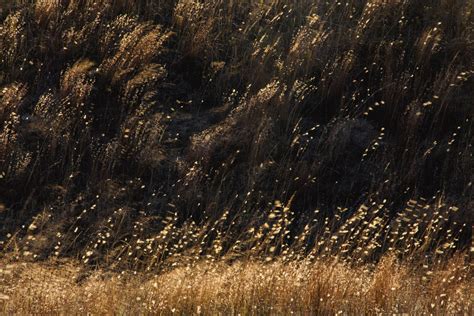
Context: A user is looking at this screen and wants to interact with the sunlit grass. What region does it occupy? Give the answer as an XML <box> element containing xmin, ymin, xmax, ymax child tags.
<box><xmin>0</xmin><ymin>0</ymin><xmax>473</xmax><ymax>314</ymax></box>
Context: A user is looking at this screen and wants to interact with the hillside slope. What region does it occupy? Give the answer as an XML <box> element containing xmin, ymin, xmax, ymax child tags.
<box><xmin>0</xmin><ymin>0</ymin><xmax>473</xmax><ymax>268</ymax></box>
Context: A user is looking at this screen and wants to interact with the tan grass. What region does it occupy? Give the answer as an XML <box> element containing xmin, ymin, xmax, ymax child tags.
<box><xmin>0</xmin><ymin>256</ymin><xmax>472</xmax><ymax>315</ymax></box>
<box><xmin>0</xmin><ymin>0</ymin><xmax>473</xmax><ymax>314</ymax></box>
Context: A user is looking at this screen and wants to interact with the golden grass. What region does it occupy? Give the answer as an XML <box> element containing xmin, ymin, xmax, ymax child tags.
<box><xmin>1</xmin><ymin>256</ymin><xmax>472</xmax><ymax>315</ymax></box>
<box><xmin>0</xmin><ymin>1</ymin><xmax>473</xmax><ymax>314</ymax></box>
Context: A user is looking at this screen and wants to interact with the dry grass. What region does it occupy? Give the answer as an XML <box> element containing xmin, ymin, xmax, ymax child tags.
<box><xmin>1</xmin><ymin>198</ymin><xmax>472</xmax><ymax>314</ymax></box>
<box><xmin>1</xmin><ymin>256</ymin><xmax>472</xmax><ymax>315</ymax></box>
<box><xmin>0</xmin><ymin>0</ymin><xmax>473</xmax><ymax>314</ymax></box>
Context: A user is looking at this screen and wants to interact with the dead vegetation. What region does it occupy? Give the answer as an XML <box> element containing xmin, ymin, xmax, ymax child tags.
<box><xmin>1</xmin><ymin>256</ymin><xmax>472</xmax><ymax>315</ymax></box>
<box><xmin>0</xmin><ymin>0</ymin><xmax>473</xmax><ymax>314</ymax></box>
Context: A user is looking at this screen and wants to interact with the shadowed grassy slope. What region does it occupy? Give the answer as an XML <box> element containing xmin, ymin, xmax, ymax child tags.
<box><xmin>0</xmin><ymin>0</ymin><xmax>472</xmax><ymax>268</ymax></box>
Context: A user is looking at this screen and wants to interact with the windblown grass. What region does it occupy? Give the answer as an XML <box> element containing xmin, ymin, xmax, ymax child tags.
<box><xmin>0</xmin><ymin>0</ymin><xmax>473</xmax><ymax>314</ymax></box>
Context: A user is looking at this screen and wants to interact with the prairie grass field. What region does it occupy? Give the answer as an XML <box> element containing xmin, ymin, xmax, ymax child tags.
<box><xmin>0</xmin><ymin>0</ymin><xmax>473</xmax><ymax>314</ymax></box>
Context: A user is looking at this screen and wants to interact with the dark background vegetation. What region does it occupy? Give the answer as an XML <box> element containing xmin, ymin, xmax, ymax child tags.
<box><xmin>0</xmin><ymin>0</ymin><xmax>472</xmax><ymax>268</ymax></box>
